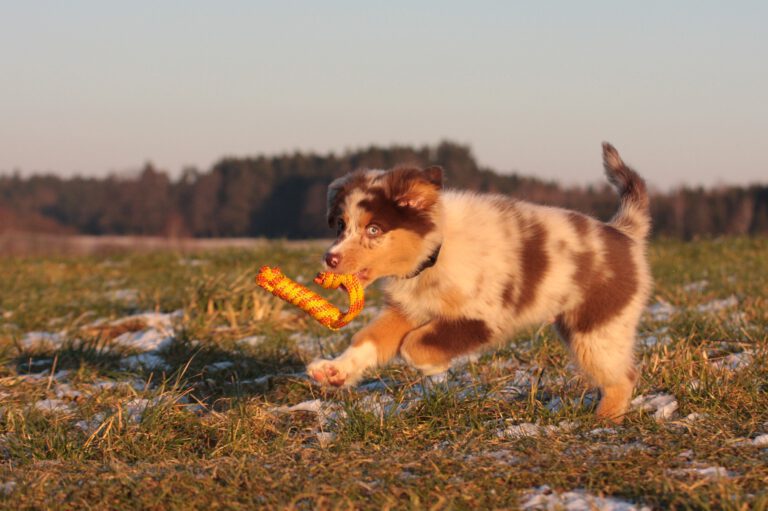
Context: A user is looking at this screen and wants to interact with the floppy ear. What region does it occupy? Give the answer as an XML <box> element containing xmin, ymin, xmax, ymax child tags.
<box><xmin>422</xmin><ymin>166</ymin><xmax>444</xmax><ymax>188</ymax></box>
<box><xmin>387</xmin><ymin>166</ymin><xmax>442</xmax><ymax>211</ymax></box>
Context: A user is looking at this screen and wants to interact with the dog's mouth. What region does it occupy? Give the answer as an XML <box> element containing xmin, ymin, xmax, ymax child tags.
<box><xmin>354</xmin><ymin>268</ymin><xmax>371</xmax><ymax>284</ymax></box>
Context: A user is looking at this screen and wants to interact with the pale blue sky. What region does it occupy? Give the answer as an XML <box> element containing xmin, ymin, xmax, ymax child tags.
<box><xmin>1</xmin><ymin>1</ymin><xmax>766</xmax><ymax>189</ymax></box>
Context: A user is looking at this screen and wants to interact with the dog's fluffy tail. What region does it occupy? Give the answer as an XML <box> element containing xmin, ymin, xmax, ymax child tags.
<box><xmin>602</xmin><ymin>142</ymin><xmax>651</xmax><ymax>240</ymax></box>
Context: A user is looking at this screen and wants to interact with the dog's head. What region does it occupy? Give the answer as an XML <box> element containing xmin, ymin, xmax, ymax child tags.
<box><xmin>323</xmin><ymin>165</ymin><xmax>444</xmax><ymax>286</ymax></box>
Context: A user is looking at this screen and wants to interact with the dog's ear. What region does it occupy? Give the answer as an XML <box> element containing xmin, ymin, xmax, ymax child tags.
<box><xmin>422</xmin><ymin>166</ymin><xmax>444</xmax><ymax>188</ymax></box>
<box><xmin>386</xmin><ymin>166</ymin><xmax>442</xmax><ymax>211</ymax></box>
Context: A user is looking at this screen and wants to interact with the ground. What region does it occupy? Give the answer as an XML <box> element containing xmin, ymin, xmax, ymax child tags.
<box><xmin>0</xmin><ymin>238</ymin><xmax>766</xmax><ymax>510</ymax></box>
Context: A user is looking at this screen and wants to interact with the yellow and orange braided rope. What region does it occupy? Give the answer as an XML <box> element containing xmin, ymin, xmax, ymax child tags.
<box><xmin>256</xmin><ymin>266</ymin><xmax>364</xmax><ymax>330</ymax></box>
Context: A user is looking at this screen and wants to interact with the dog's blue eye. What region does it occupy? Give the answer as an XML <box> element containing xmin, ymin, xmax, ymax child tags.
<box><xmin>336</xmin><ymin>219</ymin><xmax>345</xmax><ymax>234</ymax></box>
<box><xmin>366</xmin><ymin>224</ymin><xmax>381</xmax><ymax>237</ymax></box>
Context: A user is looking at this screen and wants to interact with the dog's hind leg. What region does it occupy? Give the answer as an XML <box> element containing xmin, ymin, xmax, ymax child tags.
<box><xmin>555</xmin><ymin>317</ymin><xmax>638</xmax><ymax>423</ymax></box>
<box><xmin>308</xmin><ymin>306</ymin><xmax>414</xmax><ymax>387</ymax></box>
<box><xmin>399</xmin><ymin>318</ymin><xmax>493</xmax><ymax>376</ymax></box>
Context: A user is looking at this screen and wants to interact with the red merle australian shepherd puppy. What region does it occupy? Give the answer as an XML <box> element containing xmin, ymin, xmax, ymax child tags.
<box><xmin>308</xmin><ymin>143</ymin><xmax>651</xmax><ymax>423</ymax></box>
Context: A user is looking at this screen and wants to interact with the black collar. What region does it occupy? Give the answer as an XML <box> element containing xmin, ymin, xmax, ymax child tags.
<box><xmin>404</xmin><ymin>244</ymin><xmax>441</xmax><ymax>279</ymax></box>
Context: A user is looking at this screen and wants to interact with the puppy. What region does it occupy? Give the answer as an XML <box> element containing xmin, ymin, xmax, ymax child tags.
<box><xmin>307</xmin><ymin>143</ymin><xmax>651</xmax><ymax>422</ymax></box>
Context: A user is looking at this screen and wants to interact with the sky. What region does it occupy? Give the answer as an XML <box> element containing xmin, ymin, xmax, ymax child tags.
<box><xmin>1</xmin><ymin>1</ymin><xmax>766</xmax><ymax>190</ymax></box>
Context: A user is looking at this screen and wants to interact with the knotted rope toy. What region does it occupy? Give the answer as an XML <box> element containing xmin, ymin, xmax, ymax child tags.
<box><xmin>256</xmin><ymin>266</ymin><xmax>364</xmax><ymax>330</ymax></box>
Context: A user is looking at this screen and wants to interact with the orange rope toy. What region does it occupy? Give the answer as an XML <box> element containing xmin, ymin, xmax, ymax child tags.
<box><xmin>256</xmin><ymin>266</ymin><xmax>364</xmax><ymax>330</ymax></box>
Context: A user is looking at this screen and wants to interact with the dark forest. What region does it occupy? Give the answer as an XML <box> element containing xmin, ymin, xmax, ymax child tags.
<box><xmin>2</xmin><ymin>141</ymin><xmax>766</xmax><ymax>239</ymax></box>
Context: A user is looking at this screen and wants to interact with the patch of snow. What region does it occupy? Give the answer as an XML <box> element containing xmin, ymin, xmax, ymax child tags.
<box><xmin>671</xmin><ymin>466</ymin><xmax>732</xmax><ymax>479</ymax></box>
<box><xmin>357</xmin><ymin>393</ymin><xmax>419</xmax><ymax>417</ymax></box>
<box><xmin>54</xmin><ymin>384</ymin><xmax>83</xmax><ymax>400</ymax></box>
<box><xmin>121</xmin><ymin>353</ymin><xmax>169</xmax><ymax>371</ymax></box>
<box><xmin>92</xmin><ymin>379</ymin><xmax>146</xmax><ymax>392</ymax></box>
<box><xmin>631</xmin><ymin>393</ymin><xmax>678</xmax><ymax>421</ymax></box>
<box><xmin>315</xmin><ymin>431</ymin><xmax>336</xmax><ymax>447</ymax></box>
<box><xmin>712</xmin><ymin>351</ymin><xmax>753</xmax><ymax>372</ymax></box>
<box><xmin>681</xmin><ymin>412</ymin><xmax>705</xmax><ymax>424</ymax></box>
<box><xmin>206</xmin><ymin>361</ymin><xmax>235</xmax><ymax>371</ymax></box>
<box><xmin>124</xmin><ymin>398</ymin><xmax>161</xmax><ymax>423</ymax></box>
<box><xmin>106</xmin><ymin>289</ymin><xmax>139</xmax><ymax>305</ymax></box>
<box><xmin>752</xmin><ymin>434</ymin><xmax>768</xmax><ymax>447</ymax></box>
<box><xmin>271</xmin><ymin>399</ymin><xmax>345</xmax><ymax>426</ymax></box>
<box><xmin>178</xmin><ymin>258</ymin><xmax>207</xmax><ymax>267</ymax></box>
<box><xmin>641</xmin><ymin>334</ymin><xmax>672</xmax><ymax>348</ymax></box>
<box><xmin>646</xmin><ymin>300</ymin><xmax>677</xmax><ymax>321</ymax></box>
<box><xmin>589</xmin><ymin>427</ymin><xmax>617</xmax><ymax>436</ymax></box>
<box><xmin>75</xmin><ymin>413</ymin><xmax>105</xmax><ymax>434</ymax></box>
<box><xmin>696</xmin><ymin>295</ymin><xmax>738</xmax><ymax>314</ymax></box>
<box><xmin>520</xmin><ymin>485</ymin><xmax>650</xmax><ymax>511</ymax></box>
<box><xmin>236</xmin><ymin>335</ymin><xmax>267</xmax><ymax>348</ymax></box>
<box><xmin>0</xmin><ymin>481</ymin><xmax>16</xmax><ymax>496</ymax></box>
<box><xmin>682</xmin><ymin>280</ymin><xmax>708</xmax><ymax>293</ymax></box>
<box><xmin>33</xmin><ymin>399</ymin><xmax>74</xmax><ymax>414</ymax></box>
<box><xmin>498</xmin><ymin>421</ymin><xmax>576</xmax><ymax>440</ymax></box>
<box><xmin>18</xmin><ymin>331</ymin><xmax>66</xmax><ymax>350</ymax></box>
<box><xmin>113</xmin><ymin>329</ymin><xmax>174</xmax><ymax>353</ymax></box>
<box><xmin>19</xmin><ymin>369</ymin><xmax>71</xmax><ymax>382</ymax></box>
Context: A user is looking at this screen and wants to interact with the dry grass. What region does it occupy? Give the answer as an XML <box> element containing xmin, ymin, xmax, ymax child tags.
<box><xmin>0</xmin><ymin>238</ymin><xmax>766</xmax><ymax>510</ymax></box>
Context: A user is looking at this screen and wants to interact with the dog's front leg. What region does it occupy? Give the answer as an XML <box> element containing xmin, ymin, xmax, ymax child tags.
<box><xmin>307</xmin><ymin>307</ymin><xmax>415</xmax><ymax>387</ymax></box>
<box><xmin>400</xmin><ymin>318</ymin><xmax>492</xmax><ymax>376</ymax></box>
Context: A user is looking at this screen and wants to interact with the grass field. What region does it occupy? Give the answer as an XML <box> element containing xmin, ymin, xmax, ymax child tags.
<box><xmin>0</xmin><ymin>238</ymin><xmax>766</xmax><ymax>510</ymax></box>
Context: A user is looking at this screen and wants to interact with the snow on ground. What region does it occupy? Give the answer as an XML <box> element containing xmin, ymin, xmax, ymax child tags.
<box><xmin>631</xmin><ymin>393</ymin><xmax>678</xmax><ymax>421</ymax></box>
<box><xmin>640</xmin><ymin>326</ymin><xmax>672</xmax><ymax>348</ymax></box>
<box><xmin>520</xmin><ymin>485</ymin><xmax>650</xmax><ymax>511</ymax></box>
<box><xmin>19</xmin><ymin>369</ymin><xmax>71</xmax><ymax>382</ymax></box>
<box><xmin>670</xmin><ymin>466</ymin><xmax>732</xmax><ymax>479</ymax></box>
<box><xmin>271</xmin><ymin>399</ymin><xmax>345</xmax><ymax>427</ymax></box>
<box><xmin>733</xmin><ymin>434</ymin><xmax>768</xmax><ymax>448</ymax></box>
<box><xmin>315</xmin><ymin>431</ymin><xmax>336</xmax><ymax>447</ymax></box>
<box><xmin>236</xmin><ymin>335</ymin><xmax>267</xmax><ymax>348</ymax></box>
<box><xmin>121</xmin><ymin>353</ymin><xmax>169</xmax><ymax>371</ymax></box>
<box><xmin>111</xmin><ymin>312</ymin><xmax>180</xmax><ymax>352</ymax></box>
<box><xmin>695</xmin><ymin>295</ymin><xmax>738</xmax><ymax>314</ymax></box>
<box><xmin>75</xmin><ymin>413</ymin><xmax>106</xmax><ymax>434</ymax></box>
<box><xmin>0</xmin><ymin>481</ymin><xmax>16</xmax><ymax>496</ymax></box>
<box><xmin>497</xmin><ymin>421</ymin><xmax>577</xmax><ymax>440</ymax></box>
<box><xmin>646</xmin><ymin>300</ymin><xmax>677</xmax><ymax>321</ymax></box>
<box><xmin>105</xmin><ymin>288</ymin><xmax>139</xmax><ymax>305</ymax></box>
<box><xmin>682</xmin><ymin>280</ymin><xmax>708</xmax><ymax>293</ymax></box>
<box><xmin>124</xmin><ymin>398</ymin><xmax>162</xmax><ymax>423</ymax></box>
<box><xmin>33</xmin><ymin>399</ymin><xmax>75</xmax><ymax>414</ymax></box>
<box><xmin>206</xmin><ymin>361</ymin><xmax>235</xmax><ymax>371</ymax></box>
<box><xmin>712</xmin><ymin>351</ymin><xmax>753</xmax><ymax>372</ymax></box>
<box><xmin>289</xmin><ymin>331</ymin><xmax>347</xmax><ymax>358</ymax></box>
<box><xmin>18</xmin><ymin>331</ymin><xmax>66</xmax><ymax>351</ymax></box>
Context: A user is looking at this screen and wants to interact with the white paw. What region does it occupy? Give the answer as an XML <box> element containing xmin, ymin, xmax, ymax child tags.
<box><xmin>307</xmin><ymin>359</ymin><xmax>349</xmax><ymax>387</ymax></box>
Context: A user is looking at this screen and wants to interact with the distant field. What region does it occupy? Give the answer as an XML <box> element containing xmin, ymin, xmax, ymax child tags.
<box><xmin>0</xmin><ymin>239</ymin><xmax>766</xmax><ymax>510</ymax></box>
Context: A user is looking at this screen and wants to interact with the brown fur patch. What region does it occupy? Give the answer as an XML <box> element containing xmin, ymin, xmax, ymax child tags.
<box><xmin>561</xmin><ymin>225</ymin><xmax>638</xmax><ymax>333</ymax></box>
<box><xmin>420</xmin><ymin>318</ymin><xmax>491</xmax><ymax>356</ymax></box>
<box><xmin>404</xmin><ymin>318</ymin><xmax>491</xmax><ymax>366</ymax></box>
<box><xmin>352</xmin><ymin>306</ymin><xmax>415</xmax><ymax>363</ymax></box>
<box><xmin>514</xmin><ymin>220</ymin><xmax>550</xmax><ymax>312</ymax></box>
<box><xmin>567</xmin><ymin>212</ymin><xmax>590</xmax><ymax>237</ymax></box>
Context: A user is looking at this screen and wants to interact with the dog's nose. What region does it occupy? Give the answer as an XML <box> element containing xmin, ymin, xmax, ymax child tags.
<box><xmin>324</xmin><ymin>252</ymin><xmax>341</xmax><ymax>269</ymax></box>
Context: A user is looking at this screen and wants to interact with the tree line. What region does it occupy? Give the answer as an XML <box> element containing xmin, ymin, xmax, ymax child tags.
<box><xmin>1</xmin><ymin>141</ymin><xmax>766</xmax><ymax>239</ymax></box>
